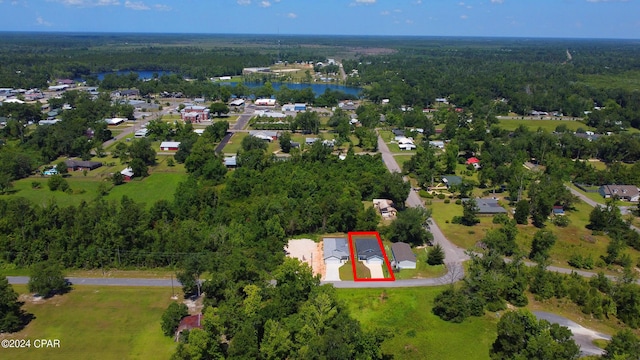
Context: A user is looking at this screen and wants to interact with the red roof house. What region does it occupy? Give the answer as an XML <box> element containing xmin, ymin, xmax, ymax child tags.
<box><xmin>465</xmin><ymin>157</ymin><xmax>480</xmax><ymax>165</ymax></box>
<box><xmin>175</xmin><ymin>314</ymin><xmax>203</xmax><ymax>341</ymax></box>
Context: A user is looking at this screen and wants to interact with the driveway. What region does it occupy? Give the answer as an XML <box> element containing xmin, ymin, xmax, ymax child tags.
<box><xmin>364</xmin><ymin>262</ymin><xmax>384</xmax><ymax>279</ymax></box>
<box><xmin>533</xmin><ymin>311</ymin><xmax>611</xmax><ymax>357</ymax></box>
<box><xmin>323</xmin><ymin>263</ymin><xmax>341</xmax><ymax>281</ymax></box>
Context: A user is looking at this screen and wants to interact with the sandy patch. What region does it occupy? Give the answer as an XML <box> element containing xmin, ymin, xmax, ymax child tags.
<box><xmin>285</xmin><ymin>239</ymin><xmax>323</xmax><ymax>278</ymax></box>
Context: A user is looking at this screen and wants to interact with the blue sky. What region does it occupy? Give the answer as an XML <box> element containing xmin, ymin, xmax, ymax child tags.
<box><xmin>0</xmin><ymin>0</ymin><xmax>638</xmax><ymax>39</ymax></box>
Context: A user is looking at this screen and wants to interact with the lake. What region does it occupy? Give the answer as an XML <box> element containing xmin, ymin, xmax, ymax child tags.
<box><xmin>239</xmin><ymin>82</ymin><xmax>362</xmax><ymax>97</ymax></box>
<box><xmin>93</xmin><ymin>72</ymin><xmax>362</xmax><ymax>97</ymax></box>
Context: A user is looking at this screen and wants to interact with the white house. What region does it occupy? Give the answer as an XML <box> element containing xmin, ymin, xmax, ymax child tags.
<box><xmin>391</xmin><ymin>242</ymin><xmax>417</xmax><ymax>270</ymax></box>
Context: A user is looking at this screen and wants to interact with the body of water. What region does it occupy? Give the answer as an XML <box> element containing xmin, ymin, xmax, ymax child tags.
<box><xmin>241</xmin><ymin>82</ymin><xmax>362</xmax><ymax>97</ymax></box>
<box><xmin>92</xmin><ymin>71</ymin><xmax>361</xmax><ymax>97</ymax></box>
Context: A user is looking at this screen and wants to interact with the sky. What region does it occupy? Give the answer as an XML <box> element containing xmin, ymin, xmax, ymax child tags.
<box><xmin>0</xmin><ymin>0</ymin><xmax>638</xmax><ymax>39</ymax></box>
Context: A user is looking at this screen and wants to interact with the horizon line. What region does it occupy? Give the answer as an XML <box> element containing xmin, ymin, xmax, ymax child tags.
<box><xmin>0</xmin><ymin>30</ymin><xmax>638</xmax><ymax>42</ymax></box>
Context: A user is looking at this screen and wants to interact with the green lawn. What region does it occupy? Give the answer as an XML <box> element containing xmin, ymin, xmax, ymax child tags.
<box><xmin>2</xmin><ymin>171</ymin><xmax>187</xmax><ymax>209</ymax></box>
<box><xmin>336</xmin><ymin>286</ymin><xmax>498</xmax><ymax>360</ymax></box>
<box><xmin>105</xmin><ymin>172</ymin><xmax>188</xmax><ymax>207</ymax></box>
<box><xmin>394</xmin><ymin>155</ymin><xmax>413</xmax><ymax>169</ymax></box>
<box><xmin>386</xmin><ymin>244</ymin><xmax>448</xmax><ymax>280</ymax></box>
<box><xmin>496</xmin><ymin>119</ymin><xmax>594</xmax><ymax>133</ymax></box>
<box><xmin>5</xmin><ymin>285</ymin><xmax>177</xmax><ymax>360</ymax></box>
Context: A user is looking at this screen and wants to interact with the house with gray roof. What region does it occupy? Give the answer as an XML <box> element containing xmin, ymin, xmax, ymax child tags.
<box><xmin>323</xmin><ymin>238</ymin><xmax>350</xmax><ymax>264</ymax></box>
<box><xmin>599</xmin><ymin>185</ymin><xmax>640</xmax><ymax>202</ymax></box>
<box><xmin>464</xmin><ymin>198</ymin><xmax>507</xmax><ymax>215</ymax></box>
<box><xmin>355</xmin><ymin>238</ymin><xmax>384</xmax><ymax>264</ymax></box>
<box><xmin>391</xmin><ymin>242</ymin><xmax>417</xmax><ymax>269</ymax></box>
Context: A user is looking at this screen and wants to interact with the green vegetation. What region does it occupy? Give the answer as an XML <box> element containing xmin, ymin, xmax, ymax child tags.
<box><xmin>496</xmin><ymin>119</ymin><xmax>593</xmax><ymax>132</ymax></box>
<box><xmin>337</xmin><ymin>286</ymin><xmax>498</xmax><ymax>360</ymax></box>
<box><xmin>4</xmin><ymin>285</ymin><xmax>176</xmax><ymax>360</ymax></box>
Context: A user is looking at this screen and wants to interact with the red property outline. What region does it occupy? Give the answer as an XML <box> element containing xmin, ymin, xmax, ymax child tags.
<box><xmin>348</xmin><ymin>231</ymin><xmax>395</xmax><ymax>282</ymax></box>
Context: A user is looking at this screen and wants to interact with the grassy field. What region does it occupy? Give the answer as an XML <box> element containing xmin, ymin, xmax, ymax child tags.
<box><xmin>579</xmin><ymin>71</ymin><xmax>640</xmax><ymax>92</ymax></box>
<box><xmin>3</xmin><ymin>285</ymin><xmax>177</xmax><ymax>360</ymax></box>
<box><xmin>1</xmin><ymin>170</ymin><xmax>187</xmax><ymax>209</ymax></box>
<box><xmin>337</xmin><ymin>286</ymin><xmax>498</xmax><ymax>360</ymax></box>
<box><xmin>496</xmin><ymin>119</ymin><xmax>594</xmax><ymax>132</ymax></box>
<box><xmin>427</xmin><ymin>197</ymin><xmax>640</xmax><ymax>273</ymax></box>
<box><xmin>339</xmin><ymin>261</ymin><xmax>372</xmax><ymax>280</ymax></box>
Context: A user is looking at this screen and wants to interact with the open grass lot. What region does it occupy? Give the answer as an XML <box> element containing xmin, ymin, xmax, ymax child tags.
<box><xmin>105</xmin><ymin>172</ymin><xmax>187</xmax><ymax>207</ymax></box>
<box><xmin>427</xmin><ymin>197</ymin><xmax>640</xmax><ymax>273</ymax></box>
<box><xmin>337</xmin><ymin>286</ymin><xmax>497</xmax><ymax>360</ymax></box>
<box><xmin>339</xmin><ymin>261</ymin><xmax>372</xmax><ymax>280</ymax></box>
<box><xmin>3</xmin><ymin>285</ymin><xmax>176</xmax><ymax>360</ymax></box>
<box><xmin>1</xmin><ymin>170</ymin><xmax>187</xmax><ymax>209</ymax></box>
<box><xmin>568</xmin><ymin>183</ymin><xmax>605</xmax><ymax>204</ymax></box>
<box><xmin>394</xmin><ymin>155</ymin><xmax>413</xmax><ymax>169</ymax></box>
<box><xmin>496</xmin><ymin>119</ymin><xmax>594</xmax><ymax>133</ymax></box>
<box><xmin>222</xmin><ymin>132</ymin><xmax>248</xmax><ymax>154</ymax></box>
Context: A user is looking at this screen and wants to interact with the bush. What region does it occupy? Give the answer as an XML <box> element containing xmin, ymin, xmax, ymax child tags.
<box><xmin>451</xmin><ymin>216</ymin><xmax>462</xmax><ymax>224</ymax></box>
<box><xmin>552</xmin><ymin>216</ymin><xmax>570</xmax><ymax>227</ymax></box>
<box><xmin>568</xmin><ymin>254</ymin><xmax>594</xmax><ymax>270</ymax></box>
<box><xmin>437</xmin><ymin>193</ymin><xmax>446</xmax><ymax>200</ymax></box>
<box><xmin>419</xmin><ymin>190</ymin><xmax>433</xmax><ymax>198</ymax></box>
<box><xmin>444</xmin><ymin>199</ymin><xmax>450</xmax><ymax>204</ymax></box>
<box><xmin>47</xmin><ymin>175</ymin><xmax>67</xmax><ymax>191</ymax></box>
<box><xmin>455</xmin><ymin>199</ymin><xmax>462</xmax><ymax>205</ymax></box>
<box><xmin>493</xmin><ymin>213</ymin><xmax>510</xmax><ymax>224</ymax></box>
<box><xmin>31</xmin><ymin>181</ymin><xmax>41</xmax><ymax>189</ymax></box>
<box><xmin>161</xmin><ymin>302</ymin><xmax>188</xmax><ymax>337</ymax></box>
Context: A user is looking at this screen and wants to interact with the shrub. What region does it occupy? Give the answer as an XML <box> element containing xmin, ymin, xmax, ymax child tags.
<box><xmin>568</xmin><ymin>254</ymin><xmax>594</xmax><ymax>270</ymax></box>
<box><xmin>31</xmin><ymin>181</ymin><xmax>41</xmax><ymax>189</ymax></box>
<box><xmin>167</xmin><ymin>158</ymin><xmax>175</xmax><ymax>167</ymax></box>
<box><xmin>455</xmin><ymin>199</ymin><xmax>462</xmax><ymax>205</ymax></box>
<box><xmin>493</xmin><ymin>213</ymin><xmax>510</xmax><ymax>224</ymax></box>
<box><xmin>444</xmin><ymin>199</ymin><xmax>451</xmax><ymax>204</ymax></box>
<box><xmin>419</xmin><ymin>190</ymin><xmax>432</xmax><ymax>198</ymax></box>
<box><xmin>437</xmin><ymin>193</ymin><xmax>446</xmax><ymax>199</ymax></box>
<box><xmin>451</xmin><ymin>216</ymin><xmax>462</xmax><ymax>224</ymax></box>
<box><xmin>552</xmin><ymin>216</ymin><xmax>570</xmax><ymax>227</ymax></box>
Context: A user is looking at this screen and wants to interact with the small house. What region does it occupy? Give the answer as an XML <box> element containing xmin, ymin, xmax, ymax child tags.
<box><xmin>599</xmin><ymin>185</ymin><xmax>640</xmax><ymax>202</ymax></box>
<box><xmin>391</xmin><ymin>242</ymin><xmax>417</xmax><ymax>270</ymax></box>
<box><xmin>120</xmin><ymin>167</ymin><xmax>134</xmax><ymax>181</ymax></box>
<box><xmin>224</xmin><ymin>155</ymin><xmax>237</xmax><ymax>168</ymax></box>
<box><xmin>355</xmin><ymin>238</ymin><xmax>384</xmax><ymax>265</ymax></box>
<box><xmin>249</xmin><ymin>130</ymin><xmax>278</xmax><ymax>141</ymax></box>
<box><xmin>465</xmin><ymin>198</ymin><xmax>508</xmax><ymax>215</ymax></box>
<box><xmin>65</xmin><ymin>159</ymin><xmax>103</xmax><ymax>172</ymax></box>
<box><xmin>442</xmin><ymin>175</ymin><xmax>462</xmax><ymax>189</ymax></box>
<box><xmin>373</xmin><ymin>199</ymin><xmax>397</xmax><ymax>219</ymax></box>
<box><xmin>552</xmin><ymin>206</ymin><xmax>565</xmax><ymax>216</ymax></box>
<box><xmin>323</xmin><ymin>238</ymin><xmax>350</xmax><ymax>264</ymax></box>
<box><xmin>175</xmin><ymin>314</ymin><xmax>203</xmax><ymax>342</ymax></box>
<box><xmin>160</xmin><ymin>141</ymin><xmax>180</xmax><ymax>151</ymax></box>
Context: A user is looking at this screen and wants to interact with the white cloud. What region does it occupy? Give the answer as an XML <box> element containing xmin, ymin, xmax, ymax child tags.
<box><xmin>460</xmin><ymin>14</ymin><xmax>468</xmax><ymax>19</ymax></box>
<box><xmin>405</xmin><ymin>19</ymin><xmax>413</xmax><ymax>24</ymax></box>
<box><xmin>286</xmin><ymin>12</ymin><xmax>297</xmax><ymax>18</ymax></box>
<box><xmin>259</xmin><ymin>0</ymin><xmax>270</xmax><ymax>7</ymax></box>
<box><xmin>586</xmin><ymin>0</ymin><xmax>629</xmax><ymax>2</ymax></box>
<box><xmin>237</xmin><ymin>0</ymin><xmax>250</xmax><ymax>5</ymax></box>
<box><xmin>153</xmin><ymin>4</ymin><xmax>170</xmax><ymax>11</ymax></box>
<box><xmin>490</xmin><ymin>0</ymin><xmax>504</xmax><ymax>3</ymax></box>
<box><xmin>380</xmin><ymin>10</ymin><xmax>389</xmax><ymax>15</ymax></box>
<box><xmin>54</xmin><ymin>0</ymin><xmax>120</xmax><ymax>6</ymax></box>
<box><xmin>36</xmin><ymin>16</ymin><xmax>52</xmax><ymax>26</ymax></box>
<box><xmin>125</xmin><ymin>0</ymin><xmax>149</xmax><ymax>10</ymax></box>
<box><xmin>355</xmin><ymin>0</ymin><xmax>376</xmax><ymax>3</ymax></box>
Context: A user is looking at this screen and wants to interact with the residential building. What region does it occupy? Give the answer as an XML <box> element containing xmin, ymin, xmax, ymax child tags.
<box><xmin>391</xmin><ymin>242</ymin><xmax>417</xmax><ymax>270</ymax></box>
<box><xmin>160</xmin><ymin>141</ymin><xmax>181</xmax><ymax>151</ymax></box>
<box><xmin>355</xmin><ymin>238</ymin><xmax>384</xmax><ymax>264</ymax></box>
<box><xmin>599</xmin><ymin>185</ymin><xmax>640</xmax><ymax>202</ymax></box>
<box><xmin>323</xmin><ymin>238</ymin><xmax>350</xmax><ymax>264</ymax></box>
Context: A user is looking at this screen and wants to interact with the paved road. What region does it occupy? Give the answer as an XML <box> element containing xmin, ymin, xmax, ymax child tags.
<box><xmin>566</xmin><ymin>185</ymin><xmax>640</xmax><ymax>233</ymax></box>
<box><xmin>377</xmin><ymin>135</ymin><xmax>469</xmax><ymax>265</ymax></box>
<box><xmin>534</xmin><ymin>311</ymin><xmax>610</xmax><ymax>357</ymax></box>
<box><xmin>215</xmin><ymin>105</ymin><xmax>254</xmax><ymax>154</ymax></box>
